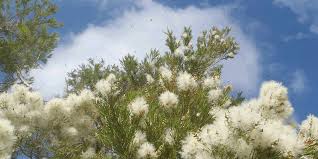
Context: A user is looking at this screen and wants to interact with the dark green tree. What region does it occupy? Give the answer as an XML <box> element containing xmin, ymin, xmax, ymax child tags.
<box><xmin>0</xmin><ymin>0</ymin><xmax>61</xmax><ymax>91</ymax></box>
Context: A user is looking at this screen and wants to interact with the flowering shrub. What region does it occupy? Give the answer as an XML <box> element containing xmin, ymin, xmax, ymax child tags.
<box><xmin>0</xmin><ymin>27</ymin><xmax>318</xmax><ymax>159</ymax></box>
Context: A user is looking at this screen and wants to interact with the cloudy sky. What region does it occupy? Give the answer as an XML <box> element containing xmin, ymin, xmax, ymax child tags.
<box><xmin>29</xmin><ymin>0</ymin><xmax>318</xmax><ymax>121</ymax></box>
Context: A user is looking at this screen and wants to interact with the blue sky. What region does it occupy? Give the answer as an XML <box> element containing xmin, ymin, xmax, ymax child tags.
<box><xmin>27</xmin><ymin>0</ymin><xmax>318</xmax><ymax>121</ymax></box>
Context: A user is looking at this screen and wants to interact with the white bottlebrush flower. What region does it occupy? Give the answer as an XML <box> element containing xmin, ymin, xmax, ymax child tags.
<box><xmin>209</xmin><ymin>107</ymin><xmax>226</xmax><ymax>118</ymax></box>
<box><xmin>229</xmin><ymin>138</ymin><xmax>253</xmax><ymax>159</ymax></box>
<box><xmin>106</xmin><ymin>73</ymin><xmax>116</xmax><ymax>84</ymax></box>
<box><xmin>128</xmin><ymin>97</ymin><xmax>149</xmax><ymax>116</ymax></box>
<box><xmin>199</xmin><ymin>116</ymin><xmax>229</xmax><ymax>147</ymax></box>
<box><xmin>81</xmin><ymin>147</ymin><xmax>96</xmax><ymax>159</ymax></box>
<box><xmin>17</xmin><ymin>125</ymin><xmax>30</xmax><ymax>135</ymax></box>
<box><xmin>95</xmin><ymin>79</ymin><xmax>112</xmax><ymax>96</ymax></box>
<box><xmin>133</xmin><ymin>130</ymin><xmax>147</xmax><ymax>146</ymax></box>
<box><xmin>250</xmin><ymin>120</ymin><xmax>304</xmax><ymax>157</ymax></box>
<box><xmin>0</xmin><ymin>93</ymin><xmax>9</xmax><ymax>110</ymax></box>
<box><xmin>159</xmin><ymin>66</ymin><xmax>172</xmax><ymax>81</ymax></box>
<box><xmin>208</xmin><ymin>88</ymin><xmax>222</xmax><ymax>102</ymax></box>
<box><xmin>176</xmin><ymin>72</ymin><xmax>197</xmax><ymax>91</ymax></box>
<box><xmin>258</xmin><ymin>81</ymin><xmax>294</xmax><ymax>120</ymax></box>
<box><xmin>64</xmin><ymin>127</ymin><xmax>78</xmax><ymax>137</ymax></box>
<box><xmin>180</xmin><ymin>133</ymin><xmax>204</xmax><ymax>159</ymax></box>
<box><xmin>0</xmin><ymin>118</ymin><xmax>16</xmax><ymax>159</ymax></box>
<box><xmin>95</xmin><ymin>74</ymin><xmax>117</xmax><ymax>96</ymax></box>
<box><xmin>45</xmin><ymin>98</ymin><xmax>71</xmax><ymax>118</ymax></box>
<box><xmin>174</xmin><ymin>46</ymin><xmax>185</xmax><ymax>57</ymax></box>
<box><xmin>78</xmin><ymin>89</ymin><xmax>95</xmax><ymax>104</ymax></box>
<box><xmin>158</xmin><ymin>78</ymin><xmax>164</xmax><ymax>87</ymax></box>
<box><xmin>227</xmin><ymin>104</ymin><xmax>262</xmax><ymax>131</ymax></box>
<box><xmin>182</xmin><ymin>32</ymin><xmax>188</xmax><ymax>38</ymax></box>
<box><xmin>137</xmin><ymin>142</ymin><xmax>157</xmax><ymax>158</ymax></box>
<box><xmin>146</xmin><ymin>74</ymin><xmax>155</xmax><ymax>84</ymax></box>
<box><xmin>164</xmin><ymin>128</ymin><xmax>175</xmax><ymax>145</ymax></box>
<box><xmin>187</xmin><ymin>42</ymin><xmax>193</xmax><ymax>47</ymax></box>
<box><xmin>158</xmin><ymin>91</ymin><xmax>178</xmax><ymax>109</ymax></box>
<box><xmin>203</xmin><ymin>76</ymin><xmax>220</xmax><ymax>89</ymax></box>
<box><xmin>193</xmin><ymin>151</ymin><xmax>213</xmax><ymax>159</ymax></box>
<box><xmin>222</xmin><ymin>99</ymin><xmax>232</xmax><ymax>107</ymax></box>
<box><xmin>11</xmin><ymin>84</ymin><xmax>29</xmax><ymax>101</ymax></box>
<box><xmin>227</xmin><ymin>52</ymin><xmax>235</xmax><ymax>58</ymax></box>
<box><xmin>299</xmin><ymin>114</ymin><xmax>318</xmax><ymax>140</ymax></box>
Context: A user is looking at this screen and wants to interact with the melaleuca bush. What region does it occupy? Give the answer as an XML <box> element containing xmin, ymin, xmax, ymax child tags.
<box><xmin>180</xmin><ymin>80</ymin><xmax>306</xmax><ymax>159</ymax></box>
<box><xmin>0</xmin><ymin>27</ymin><xmax>318</xmax><ymax>159</ymax></box>
<box><xmin>93</xmin><ymin>27</ymin><xmax>318</xmax><ymax>159</ymax></box>
<box><xmin>0</xmin><ymin>82</ymin><xmax>99</xmax><ymax>158</ymax></box>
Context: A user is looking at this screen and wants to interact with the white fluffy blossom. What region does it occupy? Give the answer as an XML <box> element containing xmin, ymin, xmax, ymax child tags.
<box><xmin>146</xmin><ymin>74</ymin><xmax>155</xmax><ymax>84</ymax></box>
<box><xmin>227</xmin><ymin>52</ymin><xmax>235</xmax><ymax>58</ymax></box>
<box><xmin>159</xmin><ymin>66</ymin><xmax>172</xmax><ymax>81</ymax></box>
<box><xmin>198</xmin><ymin>113</ymin><xmax>229</xmax><ymax>147</ymax></box>
<box><xmin>95</xmin><ymin>74</ymin><xmax>116</xmax><ymax>96</ymax></box>
<box><xmin>106</xmin><ymin>73</ymin><xmax>117</xmax><ymax>84</ymax></box>
<box><xmin>78</xmin><ymin>89</ymin><xmax>95</xmax><ymax>104</ymax></box>
<box><xmin>45</xmin><ymin>98</ymin><xmax>70</xmax><ymax>118</ymax></box>
<box><xmin>81</xmin><ymin>147</ymin><xmax>96</xmax><ymax>159</ymax></box>
<box><xmin>250</xmin><ymin>120</ymin><xmax>304</xmax><ymax>157</ymax></box>
<box><xmin>174</xmin><ymin>46</ymin><xmax>185</xmax><ymax>57</ymax></box>
<box><xmin>0</xmin><ymin>118</ymin><xmax>16</xmax><ymax>159</ymax></box>
<box><xmin>64</xmin><ymin>127</ymin><xmax>78</xmax><ymax>137</ymax></box>
<box><xmin>133</xmin><ymin>130</ymin><xmax>147</xmax><ymax>146</ymax></box>
<box><xmin>203</xmin><ymin>76</ymin><xmax>220</xmax><ymax>89</ymax></box>
<box><xmin>176</xmin><ymin>72</ymin><xmax>197</xmax><ymax>91</ymax></box>
<box><xmin>227</xmin><ymin>104</ymin><xmax>262</xmax><ymax>131</ymax></box>
<box><xmin>180</xmin><ymin>133</ymin><xmax>205</xmax><ymax>159</ymax></box>
<box><xmin>208</xmin><ymin>88</ymin><xmax>222</xmax><ymax>102</ymax></box>
<box><xmin>258</xmin><ymin>81</ymin><xmax>294</xmax><ymax>120</ymax></box>
<box><xmin>228</xmin><ymin>138</ymin><xmax>253</xmax><ymax>158</ymax></box>
<box><xmin>95</xmin><ymin>79</ymin><xmax>112</xmax><ymax>96</ymax></box>
<box><xmin>128</xmin><ymin>97</ymin><xmax>149</xmax><ymax>116</ymax></box>
<box><xmin>299</xmin><ymin>114</ymin><xmax>318</xmax><ymax>140</ymax></box>
<box><xmin>164</xmin><ymin>128</ymin><xmax>175</xmax><ymax>145</ymax></box>
<box><xmin>158</xmin><ymin>91</ymin><xmax>178</xmax><ymax>109</ymax></box>
<box><xmin>182</xmin><ymin>32</ymin><xmax>188</xmax><ymax>38</ymax></box>
<box><xmin>137</xmin><ymin>142</ymin><xmax>157</xmax><ymax>158</ymax></box>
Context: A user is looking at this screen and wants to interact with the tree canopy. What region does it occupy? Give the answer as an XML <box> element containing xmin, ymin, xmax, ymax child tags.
<box><xmin>0</xmin><ymin>0</ymin><xmax>61</xmax><ymax>91</ymax></box>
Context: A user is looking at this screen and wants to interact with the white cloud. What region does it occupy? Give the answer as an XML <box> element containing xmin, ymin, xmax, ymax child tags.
<box><xmin>31</xmin><ymin>0</ymin><xmax>262</xmax><ymax>99</ymax></box>
<box><xmin>289</xmin><ymin>70</ymin><xmax>306</xmax><ymax>94</ymax></box>
<box><xmin>273</xmin><ymin>0</ymin><xmax>318</xmax><ymax>34</ymax></box>
<box><xmin>78</xmin><ymin>0</ymin><xmax>134</xmax><ymax>10</ymax></box>
<box><xmin>282</xmin><ymin>32</ymin><xmax>310</xmax><ymax>42</ymax></box>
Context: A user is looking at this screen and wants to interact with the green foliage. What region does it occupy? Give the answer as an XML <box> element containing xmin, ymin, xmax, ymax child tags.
<box><xmin>0</xmin><ymin>0</ymin><xmax>61</xmax><ymax>91</ymax></box>
<box><xmin>303</xmin><ymin>140</ymin><xmax>318</xmax><ymax>159</ymax></box>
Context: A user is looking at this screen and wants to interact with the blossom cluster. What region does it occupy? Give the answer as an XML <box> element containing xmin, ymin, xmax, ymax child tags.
<box><xmin>180</xmin><ymin>80</ymin><xmax>316</xmax><ymax>159</ymax></box>
<box><xmin>119</xmin><ymin>61</ymin><xmax>318</xmax><ymax>158</ymax></box>
<box><xmin>0</xmin><ymin>74</ymin><xmax>119</xmax><ymax>158</ymax></box>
